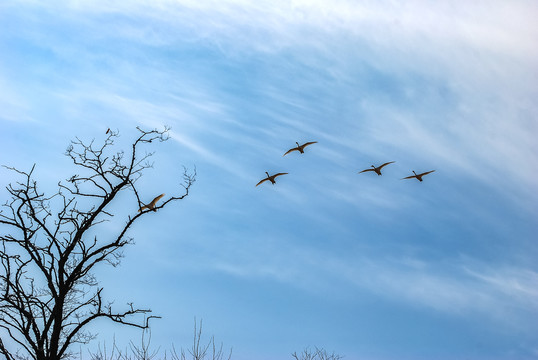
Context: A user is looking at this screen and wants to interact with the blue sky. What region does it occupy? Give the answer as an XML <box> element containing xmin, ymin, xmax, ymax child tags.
<box><xmin>1</xmin><ymin>1</ymin><xmax>537</xmax><ymax>359</ymax></box>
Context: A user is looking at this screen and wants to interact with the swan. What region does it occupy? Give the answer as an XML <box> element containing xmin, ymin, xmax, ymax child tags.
<box><xmin>139</xmin><ymin>193</ymin><xmax>165</xmax><ymax>212</ymax></box>
<box><xmin>401</xmin><ymin>170</ymin><xmax>435</xmax><ymax>182</ymax></box>
<box><xmin>256</xmin><ymin>172</ymin><xmax>288</xmax><ymax>186</ymax></box>
<box><xmin>358</xmin><ymin>161</ymin><xmax>395</xmax><ymax>176</ymax></box>
<box><xmin>283</xmin><ymin>141</ymin><xmax>317</xmax><ymax>156</ymax></box>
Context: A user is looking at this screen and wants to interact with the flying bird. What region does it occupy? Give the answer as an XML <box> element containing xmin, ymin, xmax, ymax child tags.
<box><xmin>256</xmin><ymin>172</ymin><xmax>288</xmax><ymax>187</ymax></box>
<box><xmin>358</xmin><ymin>161</ymin><xmax>395</xmax><ymax>176</ymax></box>
<box><xmin>283</xmin><ymin>141</ymin><xmax>317</xmax><ymax>156</ymax></box>
<box><xmin>401</xmin><ymin>170</ymin><xmax>436</xmax><ymax>182</ymax></box>
<box><xmin>139</xmin><ymin>193</ymin><xmax>165</xmax><ymax>212</ymax></box>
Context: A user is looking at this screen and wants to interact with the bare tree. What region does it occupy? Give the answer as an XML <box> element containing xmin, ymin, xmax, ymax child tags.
<box><xmin>292</xmin><ymin>347</ymin><xmax>343</xmax><ymax>360</ymax></box>
<box><xmin>91</xmin><ymin>328</ymin><xmax>161</xmax><ymax>360</ymax></box>
<box><xmin>87</xmin><ymin>319</ymin><xmax>231</xmax><ymax>360</ymax></box>
<box><xmin>171</xmin><ymin>319</ymin><xmax>231</xmax><ymax>360</ymax></box>
<box><xmin>0</xmin><ymin>127</ymin><xmax>195</xmax><ymax>360</ymax></box>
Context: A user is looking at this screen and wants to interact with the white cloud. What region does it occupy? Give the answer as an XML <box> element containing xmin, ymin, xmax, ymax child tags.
<box><xmin>191</xmin><ymin>237</ymin><xmax>538</xmax><ymax>329</ymax></box>
<box><xmin>5</xmin><ymin>0</ymin><xmax>537</xmax><ymax>198</ymax></box>
<box><xmin>0</xmin><ymin>74</ymin><xmax>34</xmax><ymax>123</ymax></box>
<box><xmin>4</xmin><ymin>0</ymin><xmax>538</xmax><ymax>306</ymax></box>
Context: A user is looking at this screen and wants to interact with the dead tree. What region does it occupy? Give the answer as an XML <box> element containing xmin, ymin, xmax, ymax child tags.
<box><xmin>0</xmin><ymin>127</ymin><xmax>195</xmax><ymax>360</ymax></box>
<box><xmin>87</xmin><ymin>318</ymin><xmax>232</xmax><ymax>360</ymax></box>
<box><xmin>171</xmin><ymin>319</ymin><xmax>232</xmax><ymax>360</ymax></box>
<box><xmin>292</xmin><ymin>347</ymin><xmax>343</xmax><ymax>360</ymax></box>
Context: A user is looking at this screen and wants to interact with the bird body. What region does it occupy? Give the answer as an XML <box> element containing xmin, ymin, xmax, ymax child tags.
<box><xmin>283</xmin><ymin>141</ymin><xmax>317</xmax><ymax>156</ymax></box>
<box><xmin>401</xmin><ymin>170</ymin><xmax>435</xmax><ymax>182</ymax></box>
<box><xmin>358</xmin><ymin>161</ymin><xmax>395</xmax><ymax>176</ymax></box>
<box><xmin>256</xmin><ymin>172</ymin><xmax>288</xmax><ymax>186</ymax></box>
<box><xmin>139</xmin><ymin>193</ymin><xmax>165</xmax><ymax>212</ymax></box>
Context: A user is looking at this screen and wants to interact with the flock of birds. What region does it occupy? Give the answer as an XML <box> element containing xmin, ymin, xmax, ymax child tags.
<box><xmin>255</xmin><ymin>141</ymin><xmax>435</xmax><ymax>187</ymax></box>
<box><xmin>131</xmin><ymin>135</ymin><xmax>435</xmax><ymax>210</ymax></box>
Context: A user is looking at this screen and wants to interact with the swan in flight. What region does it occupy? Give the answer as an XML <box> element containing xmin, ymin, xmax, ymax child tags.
<box><xmin>139</xmin><ymin>193</ymin><xmax>165</xmax><ymax>212</ymax></box>
<box><xmin>283</xmin><ymin>141</ymin><xmax>317</xmax><ymax>156</ymax></box>
<box><xmin>401</xmin><ymin>170</ymin><xmax>435</xmax><ymax>182</ymax></box>
<box><xmin>256</xmin><ymin>172</ymin><xmax>288</xmax><ymax>186</ymax></box>
<box><xmin>358</xmin><ymin>161</ymin><xmax>395</xmax><ymax>176</ymax></box>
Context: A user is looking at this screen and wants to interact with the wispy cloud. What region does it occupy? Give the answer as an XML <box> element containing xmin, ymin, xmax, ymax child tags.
<box><xmin>191</xmin><ymin>238</ymin><xmax>538</xmax><ymax>329</ymax></box>
<box><xmin>2</xmin><ymin>2</ymin><xmax>537</xmax><ymax>358</ymax></box>
<box><xmin>3</xmin><ymin>0</ymin><xmax>537</xmax><ymax>203</ymax></box>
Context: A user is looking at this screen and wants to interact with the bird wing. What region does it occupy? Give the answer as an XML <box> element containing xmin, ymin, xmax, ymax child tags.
<box><xmin>302</xmin><ymin>141</ymin><xmax>317</xmax><ymax>147</ymax></box>
<box><xmin>358</xmin><ymin>168</ymin><xmax>375</xmax><ymax>173</ymax></box>
<box><xmin>139</xmin><ymin>193</ymin><xmax>165</xmax><ymax>212</ymax></box>
<box><xmin>283</xmin><ymin>148</ymin><xmax>298</xmax><ymax>156</ymax></box>
<box><xmin>419</xmin><ymin>170</ymin><xmax>435</xmax><ymax>176</ymax></box>
<box><xmin>273</xmin><ymin>172</ymin><xmax>288</xmax><ymax>178</ymax></box>
<box><xmin>378</xmin><ymin>161</ymin><xmax>395</xmax><ymax>169</ymax></box>
<box><xmin>150</xmin><ymin>193</ymin><xmax>165</xmax><ymax>206</ymax></box>
<box><xmin>256</xmin><ymin>178</ymin><xmax>269</xmax><ymax>187</ymax></box>
<box><xmin>400</xmin><ymin>175</ymin><xmax>416</xmax><ymax>180</ymax></box>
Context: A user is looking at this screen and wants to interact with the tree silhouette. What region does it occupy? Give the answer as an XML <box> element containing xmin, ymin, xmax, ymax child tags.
<box><xmin>0</xmin><ymin>127</ymin><xmax>195</xmax><ymax>360</ymax></box>
<box><xmin>292</xmin><ymin>347</ymin><xmax>343</xmax><ymax>360</ymax></box>
<box><xmin>88</xmin><ymin>318</ymin><xmax>232</xmax><ymax>360</ymax></box>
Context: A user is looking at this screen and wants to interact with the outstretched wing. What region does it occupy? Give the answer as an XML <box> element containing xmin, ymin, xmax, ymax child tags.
<box><xmin>139</xmin><ymin>193</ymin><xmax>165</xmax><ymax>212</ymax></box>
<box><xmin>151</xmin><ymin>193</ymin><xmax>166</xmax><ymax>205</ymax></box>
<box><xmin>283</xmin><ymin>148</ymin><xmax>298</xmax><ymax>156</ymax></box>
<box><xmin>418</xmin><ymin>170</ymin><xmax>435</xmax><ymax>177</ymax></box>
<box><xmin>273</xmin><ymin>172</ymin><xmax>289</xmax><ymax>178</ymax></box>
<box><xmin>256</xmin><ymin>178</ymin><xmax>269</xmax><ymax>187</ymax></box>
<box><xmin>358</xmin><ymin>168</ymin><xmax>375</xmax><ymax>174</ymax></box>
<box><xmin>378</xmin><ymin>161</ymin><xmax>395</xmax><ymax>169</ymax></box>
<box><xmin>302</xmin><ymin>141</ymin><xmax>317</xmax><ymax>148</ymax></box>
<box><xmin>400</xmin><ymin>175</ymin><xmax>416</xmax><ymax>180</ymax></box>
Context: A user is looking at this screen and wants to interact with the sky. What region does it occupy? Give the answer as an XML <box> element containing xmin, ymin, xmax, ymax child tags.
<box><xmin>0</xmin><ymin>1</ymin><xmax>537</xmax><ymax>359</ymax></box>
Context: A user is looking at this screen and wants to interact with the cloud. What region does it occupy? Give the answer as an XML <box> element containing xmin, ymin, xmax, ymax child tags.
<box><xmin>3</xmin><ymin>0</ymin><xmax>537</xmax><ymax>310</ymax></box>
<box><xmin>12</xmin><ymin>1</ymin><xmax>537</xmax><ymax>60</ymax></box>
<box><xmin>350</xmin><ymin>257</ymin><xmax>538</xmax><ymax>320</ymax></box>
<box><xmin>4</xmin><ymin>1</ymin><xmax>537</xmax><ymax>196</ymax></box>
<box><xmin>197</xmin><ymin>238</ymin><xmax>538</xmax><ymax>329</ymax></box>
<box><xmin>2</xmin><ymin>3</ymin><xmax>537</xmax><ymax>358</ymax></box>
<box><xmin>0</xmin><ymin>73</ymin><xmax>34</xmax><ymax>123</ymax></box>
